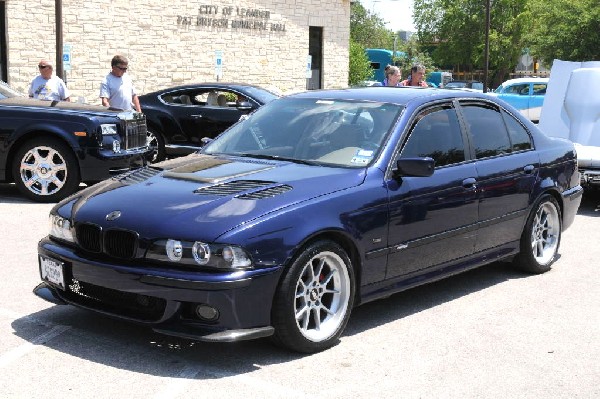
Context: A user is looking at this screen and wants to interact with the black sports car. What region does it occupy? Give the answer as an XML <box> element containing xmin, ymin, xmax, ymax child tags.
<box><xmin>139</xmin><ymin>83</ymin><xmax>279</xmax><ymax>162</ymax></box>
<box><xmin>0</xmin><ymin>81</ymin><xmax>148</xmax><ymax>202</ymax></box>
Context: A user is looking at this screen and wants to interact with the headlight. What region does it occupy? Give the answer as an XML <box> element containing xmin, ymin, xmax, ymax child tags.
<box><xmin>49</xmin><ymin>214</ymin><xmax>74</xmax><ymax>242</ymax></box>
<box><xmin>148</xmin><ymin>239</ymin><xmax>252</xmax><ymax>270</ymax></box>
<box><xmin>100</xmin><ymin>124</ymin><xmax>118</xmax><ymax>135</ymax></box>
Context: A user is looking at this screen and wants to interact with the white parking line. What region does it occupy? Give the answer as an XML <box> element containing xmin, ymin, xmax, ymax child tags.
<box><xmin>0</xmin><ymin>325</ymin><xmax>71</xmax><ymax>368</ymax></box>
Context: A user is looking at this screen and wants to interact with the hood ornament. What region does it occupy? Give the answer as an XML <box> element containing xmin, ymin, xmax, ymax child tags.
<box><xmin>106</xmin><ymin>210</ymin><xmax>122</xmax><ymax>221</ymax></box>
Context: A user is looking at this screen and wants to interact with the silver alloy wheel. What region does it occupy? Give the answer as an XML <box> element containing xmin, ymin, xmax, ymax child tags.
<box><xmin>146</xmin><ymin>130</ymin><xmax>159</xmax><ymax>162</ymax></box>
<box><xmin>18</xmin><ymin>145</ymin><xmax>67</xmax><ymax>196</ymax></box>
<box><xmin>294</xmin><ymin>250</ymin><xmax>351</xmax><ymax>342</ymax></box>
<box><xmin>530</xmin><ymin>201</ymin><xmax>560</xmax><ymax>265</ymax></box>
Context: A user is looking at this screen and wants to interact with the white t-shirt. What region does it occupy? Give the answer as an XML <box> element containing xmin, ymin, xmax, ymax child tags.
<box><xmin>28</xmin><ymin>75</ymin><xmax>70</xmax><ymax>101</ymax></box>
<box><xmin>99</xmin><ymin>73</ymin><xmax>137</xmax><ymax>111</ymax></box>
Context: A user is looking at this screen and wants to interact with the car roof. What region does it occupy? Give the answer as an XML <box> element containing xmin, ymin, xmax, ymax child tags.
<box><xmin>286</xmin><ymin>86</ymin><xmax>491</xmax><ymax>105</ymax></box>
<box><xmin>500</xmin><ymin>77</ymin><xmax>549</xmax><ymax>86</ymax></box>
<box><xmin>144</xmin><ymin>82</ymin><xmax>277</xmax><ymax>96</ymax></box>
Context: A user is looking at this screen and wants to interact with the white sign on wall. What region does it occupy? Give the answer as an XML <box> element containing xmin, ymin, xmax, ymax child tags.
<box><xmin>215</xmin><ymin>50</ymin><xmax>223</xmax><ymax>79</ymax></box>
<box><xmin>63</xmin><ymin>44</ymin><xmax>72</xmax><ymax>71</ymax></box>
<box><xmin>305</xmin><ymin>55</ymin><xmax>312</xmax><ymax>79</ymax></box>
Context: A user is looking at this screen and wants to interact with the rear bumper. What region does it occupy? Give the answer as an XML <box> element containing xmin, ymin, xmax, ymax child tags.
<box><xmin>36</xmin><ymin>238</ymin><xmax>282</xmax><ymax>342</ymax></box>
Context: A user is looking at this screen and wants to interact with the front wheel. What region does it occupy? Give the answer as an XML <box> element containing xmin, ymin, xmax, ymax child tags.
<box><xmin>12</xmin><ymin>137</ymin><xmax>80</xmax><ymax>203</ymax></box>
<box><xmin>513</xmin><ymin>194</ymin><xmax>562</xmax><ymax>274</ymax></box>
<box><xmin>146</xmin><ymin>129</ymin><xmax>166</xmax><ymax>163</ymax></box>
<box><xmin>271</xmin><ymin>240</ymin><xmax>355</xmax><ymax>353</ymax></box>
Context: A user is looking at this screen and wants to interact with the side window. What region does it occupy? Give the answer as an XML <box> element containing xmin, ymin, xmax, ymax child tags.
<box><xmin>461</xmin><ymin>103</ymin><xmax>511</xmax><ymax>158</ymax></box>
<box><xmin>502</xmin><ymin>110</ymin><xmax>532</xmax><ymax>151</ymax></box>
<box><xmin>532</xmin><ymin>83</ymin><xmax>547</xmax><ymax>95</ymax></box>
<box><xmin>505</xmin><ymin>84</ymin><xmax>529</xmax><ymax>95</ymax></box>
<box><xmin>400</xmin><ymin>105</ymin><xmax>465</xmax><ymax>168</ymax></box>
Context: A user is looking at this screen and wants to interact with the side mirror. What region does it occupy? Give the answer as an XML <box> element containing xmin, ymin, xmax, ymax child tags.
<box><xmin>394</xmin><ymin>157</ymin><xmax>435</xmax><ymax>177</ymax></box>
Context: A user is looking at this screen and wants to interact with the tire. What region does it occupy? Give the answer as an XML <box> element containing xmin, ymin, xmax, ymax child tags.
<box><xmin>146</xmin><ymin>128</ymin><xmax>166</xmax><ymax>163</ymax></box>
<box><xmin>271</xmin><ymin>240</ymin><xmax>355</xmax><ymax>353</ymax></box>
<box><xmin>513</xmin><ymin>194</ymin><xmax>562</xmax><ymax>274</ymax></box>
<box><xmin>12</xmin><ymin>137</ymin><xmax>80</xmax><ymax>203</ymax></box>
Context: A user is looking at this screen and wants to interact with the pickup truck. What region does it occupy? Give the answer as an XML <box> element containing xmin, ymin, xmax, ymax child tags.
<box><xmin>0</xmin><ymin>81</ymin><xmax>149</xmax><ymax>202</ymax></box>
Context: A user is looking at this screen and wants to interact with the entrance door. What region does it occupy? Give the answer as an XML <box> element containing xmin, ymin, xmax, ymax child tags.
<box><xmin>307</xmin><ymin>26</ymin><xmax>322</xmax><ymax>90</ymax></box>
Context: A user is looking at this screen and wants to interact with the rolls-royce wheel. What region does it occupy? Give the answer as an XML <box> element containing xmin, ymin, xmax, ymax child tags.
<box><xmin>513</xmin><ymin>194</ymin><xmax>562</xmax><ymax>274</ymax></box>
<box><xmin>146</xmin><ymin>129</ymin><xmax>166</xmax><ymax>163</ymax></box>
<box><xmin>12</xmin><ymin>137</ymin><xmax>80</xmax><ymax>203</ymax></box>
<box><xmin>271</xmin><ymin>240</ymin><xmax>355</xmax><ymax>353</ymax></box>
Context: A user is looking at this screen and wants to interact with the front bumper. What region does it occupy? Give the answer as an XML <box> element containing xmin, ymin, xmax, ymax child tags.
<box><xmin>36</xmin><ymin>238</ymin><xmax>282</xmax><ymax>342</ymax></box>
<box><xmin>79</xmin><ymin>148</ymin><xmax>150</xmax><ymax>183</ymax></box>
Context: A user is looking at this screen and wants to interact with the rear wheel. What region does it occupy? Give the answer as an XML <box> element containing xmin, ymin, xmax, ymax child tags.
<box><xmin>12</xmin><ymin>137</ymin><xmax>80</xmax><ymax>203</ymax></box>
<box><xmin>513</xmin><ymin>195</ymin><xmax>562</xmax><ymax>274</ymax></box>
<box><xmin>271</xmin><ymin>240</ymin><xmax>355</xmax><ymax>353</ymax></box>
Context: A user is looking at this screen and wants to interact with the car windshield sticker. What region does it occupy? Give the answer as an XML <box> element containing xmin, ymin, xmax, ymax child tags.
<box><xmin>351</xmin><ymin>149</ymin><xmax>373</xmax><ymax>165</ymax></box>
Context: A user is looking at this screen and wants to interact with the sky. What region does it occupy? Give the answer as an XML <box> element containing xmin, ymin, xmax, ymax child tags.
<box><xmin>359</xmin><ymin>0</ymin><xmax>416</xmax><ymax>32</ymax></box>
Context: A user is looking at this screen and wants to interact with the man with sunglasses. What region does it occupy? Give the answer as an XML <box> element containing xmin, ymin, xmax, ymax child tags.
<box><xmin>28</xmin><ymin>59</ymin><xmax>70</xmax><ymax>101</ymax></box>
<box><xmin>99</xmin><ymin>55</ymin><xmax>141</xmax><ymax>112</ymax></box>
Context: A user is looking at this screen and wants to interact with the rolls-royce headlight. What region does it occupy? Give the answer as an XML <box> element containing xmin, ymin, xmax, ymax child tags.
<box><xmin>100</xmin><ymin>124</ymin><xmax>118</xmax><ymax>135</ymax></box>
<box><xmin>49</xmin><ymin>214</ymin><xmax>74</xmax><ymax>242</ymax></box>
<box><xmin>147</xmin><ymin>239</ymin><xmax>252</xmax><ymax>270</ymax></box>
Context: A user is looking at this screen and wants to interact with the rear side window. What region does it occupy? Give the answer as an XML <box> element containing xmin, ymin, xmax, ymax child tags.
<box><xmin>461</xmin><ymin>103</ymin><xmax>511</xmax><ymax>159</ymax></box>
<box><xmin>502</xmin><ymin>110</ymin><xmax>532</xmax><ymax>151</ymax></box>
<box><xmin>401</xmin><ymin>104</ymin><xmax>465</xmax><ymax>167</ymax></box>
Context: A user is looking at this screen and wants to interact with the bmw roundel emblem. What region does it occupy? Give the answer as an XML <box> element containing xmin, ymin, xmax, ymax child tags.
<box><xmin>106</xmin><ymin>210</ymin><xmax>122</xmax><ymax>221</ymax></box>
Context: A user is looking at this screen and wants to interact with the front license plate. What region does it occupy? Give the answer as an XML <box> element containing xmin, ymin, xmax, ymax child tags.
<box><xmin>39</xmin><ymin>255</ymin><xmax>65</xmax><ymax>290</ymax></box>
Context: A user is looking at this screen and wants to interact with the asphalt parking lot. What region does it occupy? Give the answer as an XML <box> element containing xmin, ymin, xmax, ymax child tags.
<box><xmin>0</xmin><ymin>183</ymin><xmax>598</xmax><ymax>399</ymax></box>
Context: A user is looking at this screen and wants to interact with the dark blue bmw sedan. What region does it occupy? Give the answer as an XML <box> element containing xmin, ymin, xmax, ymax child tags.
<box><xmin>34</xmin><ymin>87</ymin><xmax>583</xmax><ymax>353</ymax></box>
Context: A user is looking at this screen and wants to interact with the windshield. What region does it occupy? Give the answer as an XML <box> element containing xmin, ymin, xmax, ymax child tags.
<box><xmin>203</xmin><ymin>97</ymin><xmax>402</xmax><ymax>168</ymax></box>
<box><xmin>0</xmin><ymin>81</ymin><xmax>26</xmax><ymax>99</ymax></box>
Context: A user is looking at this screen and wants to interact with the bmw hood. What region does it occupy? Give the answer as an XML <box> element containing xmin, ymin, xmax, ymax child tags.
<box><xmin>60</xmin><ymin>153</ymin><xmax>367</xmax><ymax>241</ymax></box>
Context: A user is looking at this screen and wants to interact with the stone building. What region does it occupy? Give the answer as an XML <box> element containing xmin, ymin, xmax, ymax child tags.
<box><xmin>0</xmin><ymin>0</ymin><xmax>351</xmax><ymax>104</ymax></box>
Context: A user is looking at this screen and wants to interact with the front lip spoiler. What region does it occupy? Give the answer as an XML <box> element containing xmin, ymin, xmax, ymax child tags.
<box><xmin>153</xmin><ymin>325</ymin><xmax>275</xmax><ymax>342</ymax></box>
<box><xmin>33</xmin><ymin>281</ymin><xmax>275</xmax><ymax>343</ymax></box>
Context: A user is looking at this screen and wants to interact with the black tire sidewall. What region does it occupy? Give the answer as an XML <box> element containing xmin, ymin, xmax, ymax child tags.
<box><xmin>271</xmin><ymin>240</ymin><xmax>355</xmax><ymax>353</ymax></box>
<box><xmin>12</xmin><ymin>137</ymin><xmax>80</xmax><ymax>203</ymax></box>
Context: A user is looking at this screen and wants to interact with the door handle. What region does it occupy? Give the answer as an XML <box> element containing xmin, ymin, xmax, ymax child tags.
<box><xmin>462</xmin><ymin>177</ymin><xmax>477</xmax><ymax>189</ymax></box>
<box><xmin>523</xmin><ymin>164</ymin><xmax>535</xmax><ymax>174</ymax></box>
<box><xmin>191</xmin><ymin>114</ymin><xmax>203</xmax><ymax>119</ymax></box>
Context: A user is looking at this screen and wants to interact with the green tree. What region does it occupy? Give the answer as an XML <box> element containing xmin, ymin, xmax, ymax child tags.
<box><xmin>350</xmin><ymin>2</ymin><xmax>394</xmax><ymax>49</ymax></box>
<box><xmin>526</xmin><ymin>0</ymin><xmax>600</xmax><ymax>65</ymax></box>
<box><xmin>348</xmin><ymin>40</ymin><xmax>375</xmax><ymax>86</ymax></box>
<box><xmin>414</xmin><ymin>0</ymin><xmax>530</xmax><ymax>87</ymax></box>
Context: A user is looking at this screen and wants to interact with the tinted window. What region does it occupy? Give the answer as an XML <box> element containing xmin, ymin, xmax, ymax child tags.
<box><xmin>461</xmin><ymin>103</ymin><xmax>511</xmax><ymax>159</ymax></box>
<box><xmin>401</xmin><ymin>105</ymin><xmax>465</xmax><ymax>167</ymax></box>
<box><xmin>502</xmin><ymin>110</ymin><xmax>532</xmax><ymax>151</ymax></box>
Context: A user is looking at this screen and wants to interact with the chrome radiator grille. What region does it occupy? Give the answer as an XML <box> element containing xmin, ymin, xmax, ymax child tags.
<box><xmin>120</xmin><ymin>113</ymin><xmax>147</xmax><ymax>150</ymax></box>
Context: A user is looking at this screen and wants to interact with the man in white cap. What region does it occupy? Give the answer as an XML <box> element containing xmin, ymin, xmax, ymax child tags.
<box><xmin>28</xmin><ymin>59</ymin><xmax>70</xmax><ymax>101</ymax></box>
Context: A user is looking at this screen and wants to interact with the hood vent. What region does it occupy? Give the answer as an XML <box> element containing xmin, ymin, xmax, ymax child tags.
<box><xmin>237</xmin><ymin>184</ymin><xmax>292</xmax><ymax>200</ymax></box>
<box><xmin>115</xmin><ymin>167</ymin><xmax>161</xmax><ymax>184</ymax></box>
<box><xmin>194</xmin><ymin>180</ymin><xmax>291</xmax><ymax>199</ymax></box>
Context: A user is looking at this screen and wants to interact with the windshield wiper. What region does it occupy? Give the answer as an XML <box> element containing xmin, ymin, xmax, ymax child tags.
<box><xmin>234</xmin><ymin>153</ymin><xmax>321</xmax><ymax>166</ymax></box>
